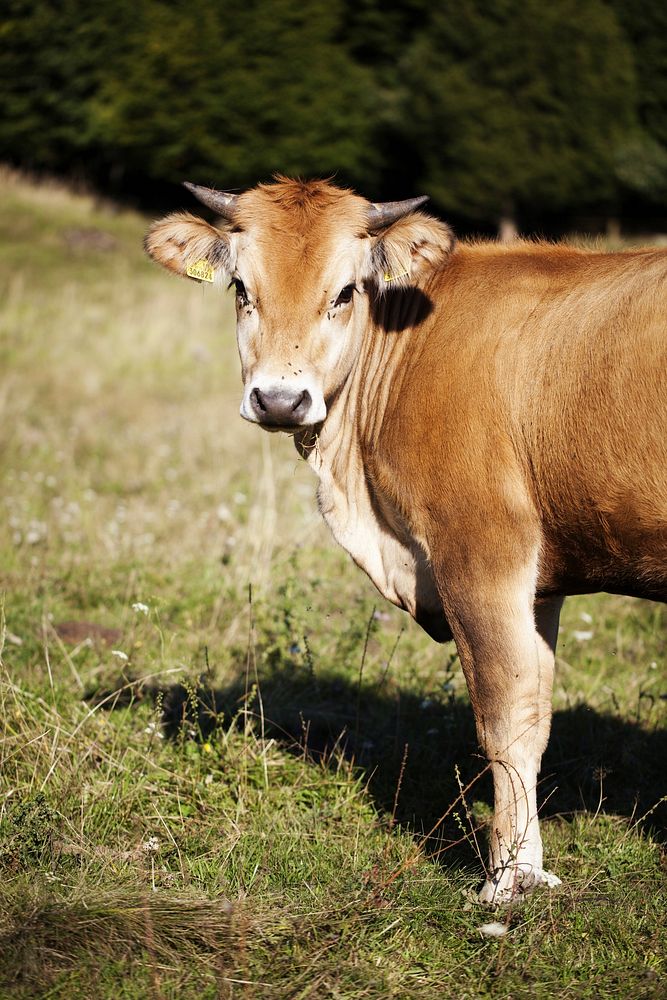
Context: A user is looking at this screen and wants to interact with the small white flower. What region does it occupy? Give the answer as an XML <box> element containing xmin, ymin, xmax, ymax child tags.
<box><xmin>572</xmin><ymin>630</ymin><xmax>593</xmax><ymax>642</ymax></box>
<box><xmin>25</xmin><ymin>521</ymin><xmax>47</xmax><ymax>545</ymax></box>
<box><xmin>479</xmin><ymin>921</ymin><xmax>508</xmax><ymax>938</ymax></box>
<box><xmin>216</xmin><ymin>504</ymin><xmax>232</xmax><ymax>522</ymax></box>
<box><xmin>111</xmin><ymin>649</ymin><xmax>129</xmax><ymax>661</ymax></box>
<box><xmin>132</xmin><ymin>602</ymin><xmax>150</xmax><ymax>614</ymax></box>
<box><xmin>142</xmin><ymin>836</ymin><xmax>160</xmax><ymax>854</ymax></box>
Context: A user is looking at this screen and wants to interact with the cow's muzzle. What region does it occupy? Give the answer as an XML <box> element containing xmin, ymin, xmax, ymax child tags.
<box><xmin>247</xmin><ymin>386</ymin><xmax>314</xmax><ymax>428</ymax></box>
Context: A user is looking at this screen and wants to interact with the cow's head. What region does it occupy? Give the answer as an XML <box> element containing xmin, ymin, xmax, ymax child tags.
<box><xmin>145</xmin><ymin>178</ymin><xmax>454</xmax><ymax>430</ymax></box>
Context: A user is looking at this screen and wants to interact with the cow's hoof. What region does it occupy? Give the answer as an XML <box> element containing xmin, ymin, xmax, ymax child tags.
<box><xmin>478</xmin><ymin>867</ymin><xmax>562</xmax><ymax>905</ymax></box>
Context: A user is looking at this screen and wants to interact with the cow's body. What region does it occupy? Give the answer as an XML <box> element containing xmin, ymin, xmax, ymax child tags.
<box><xmin>147</xmin><ymin>178</ymin><xmax>666</xmax><ymax>901</ymax></box>
<box><xmin>303</xmin><ymin>241</ymin><xmax>667</xmax><ymax>611</ymax></box>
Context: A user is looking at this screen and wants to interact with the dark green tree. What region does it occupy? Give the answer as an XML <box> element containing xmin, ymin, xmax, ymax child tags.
<box><xmin>0</xmin><ymin>0</ymin><xmax>134</xmax><ymax>179</ymax></box>
<box><xmin>91</xmin><ymin>0</ymin><xmax>380</xmax><ymax>190</ymax></box>
<box><xmin>608</xmin><ymin>0</ymin><xmax>667</xmax><ymax>207</ymax></box>
<box><xmin>3</xmin><ymin>0</ymin><xmax>665</xmax><ymax>224</ymax></box>
<box><xmin>338</xmin><ymin>0</ymin><xmax>431</xmax><ymax>197</ymax></box>
<box><xmin>400</xmin><ymin>0</ymin><xmax>639</xmax><ymax>231</ymax></box>
<box><xmin>0</xmin><ymin>0</ymin><xmax>380</xmax><ymax>193</ymax></box>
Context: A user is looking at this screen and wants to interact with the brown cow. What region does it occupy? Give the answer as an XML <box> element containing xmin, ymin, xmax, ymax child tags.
<box><xmin>146</xmin><ymin>177</ymin><xmax>667</xmax><ymax>902</ymax></box>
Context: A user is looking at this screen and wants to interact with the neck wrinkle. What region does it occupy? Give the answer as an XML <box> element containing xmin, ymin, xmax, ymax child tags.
<box><xmin>355</xmin><ymin>286</ymin><xmax>425</xmax><ymax>450</ymax></box>
<box><xmin>296</xmin><ymin>285</ymin><xmax>425</xmax><ymax>480</ymax></box>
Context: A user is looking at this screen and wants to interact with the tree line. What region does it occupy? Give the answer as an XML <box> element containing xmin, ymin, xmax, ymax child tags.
<box><xmin>1</xmin><ymin>0</ymin><xmax>666</xmax><ymax>232</ymax></box>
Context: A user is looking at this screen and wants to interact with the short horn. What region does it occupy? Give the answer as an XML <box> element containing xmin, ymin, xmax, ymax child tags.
<box><xmin>367</xmin><ymin>195</ymin><xmax>430</xmax><ymax>232</ymax></box>
<box><xmin>183</xmin><ymin>181</ymin><xmax>239</xmax><ymax>219</ymax></box>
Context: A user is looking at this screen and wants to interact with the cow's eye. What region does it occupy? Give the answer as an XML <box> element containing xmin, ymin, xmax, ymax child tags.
<box><xmin>229</xmin><ymin>278</ymin><xmax>249</xmax><ymax>305</ymax></box>
<box><xmin>334</xmin><ymin>284</ymin><xmax>355</xmax><ymax>307</ymax></box>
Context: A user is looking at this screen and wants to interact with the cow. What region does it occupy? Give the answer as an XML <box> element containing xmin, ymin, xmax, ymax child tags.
<box><xmin>145</xmin><ymin>177</ymin><xmax>667</xmax><ymax>903</ymax></box>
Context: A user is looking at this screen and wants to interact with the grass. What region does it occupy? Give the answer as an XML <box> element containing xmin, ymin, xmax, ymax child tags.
<box><xmin>0</xmin><ymin>167</ymin><xmax>665</xmax><ymax>998</ymax></box>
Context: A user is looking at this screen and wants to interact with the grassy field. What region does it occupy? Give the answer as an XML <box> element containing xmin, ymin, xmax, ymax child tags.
<box><xmin>0</xmin><ymin>170</ymin><xmax>665</xmax><ymax>999</ymax></box>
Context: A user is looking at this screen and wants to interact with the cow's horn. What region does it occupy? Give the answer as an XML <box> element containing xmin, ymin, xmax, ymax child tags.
<box><xmin>183</xmin><ymin>181</ymin><xmax>239</xmax><ymax>219</ymax></box>
<box><xmin>367</xmin><ymin>195</ymin><xmax>430</xmax><ymax>231</ymax></box>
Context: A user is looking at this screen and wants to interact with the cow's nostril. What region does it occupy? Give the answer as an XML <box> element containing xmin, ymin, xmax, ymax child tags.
<box><xmin>292</xmin><ymin>389</ymin><xmax>311</xmax><ymax>413</ymax></box>
<box><xmin>251</xmin><ymin>387</ymin><xmax>267</xmax><ymax>412</ymax></box>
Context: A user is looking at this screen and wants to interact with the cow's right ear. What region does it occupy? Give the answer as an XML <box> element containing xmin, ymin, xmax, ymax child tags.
<box><xmin>144</xmin><ymin>212</ymin><xmax>233</xmax><ymax>283</ymax></box>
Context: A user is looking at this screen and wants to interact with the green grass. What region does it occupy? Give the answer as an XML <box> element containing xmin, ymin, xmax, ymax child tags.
<box><xmin>0</xmin><ymin>168</ymin><xmax>665</xmax><ymax>999</ymax></box>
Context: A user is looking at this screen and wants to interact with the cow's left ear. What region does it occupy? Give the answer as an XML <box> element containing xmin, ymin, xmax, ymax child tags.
<box><xmin>368</xmin><ymin>214</ymin><xmax>455</xmax><ymax>289</ymax></box>
<box><xmin>144</xmin><ymin>212</ymin><xmax>234</xmax><ymax>283</ymax></box>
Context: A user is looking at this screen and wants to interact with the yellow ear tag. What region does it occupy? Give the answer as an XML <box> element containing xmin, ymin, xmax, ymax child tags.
<box><xmin>186</xmin><ymin>259</ymin><xmax>215</xmax><ymax>283</ymax></box>
<box><xmin>383</xmin><ymin>266</ymin><xmax>410</xmax><ymax>282</ymax></box>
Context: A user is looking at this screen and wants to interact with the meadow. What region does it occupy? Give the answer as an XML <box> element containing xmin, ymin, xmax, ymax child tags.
<box><xmin>0</xmin><ymin>170</ymin><xmax>665</xmax><ymax>999</ymax></box>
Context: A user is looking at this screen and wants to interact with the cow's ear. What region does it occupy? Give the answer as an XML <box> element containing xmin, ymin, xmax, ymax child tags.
<box><xmin>368</xmin><ymin>214</ymin><xmax>455</xmax><ymax>290</ymax></box>
<box><xmin>144</xmin><ymin>212</ymin><xmax>233</xmax><ymax>283</ymax></box>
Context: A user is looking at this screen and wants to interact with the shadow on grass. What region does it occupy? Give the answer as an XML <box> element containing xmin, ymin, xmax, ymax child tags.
<box><xmin>93</xmin><ymin>657</ymin><xmax>666</xmax><ymax>870</ymax></box>
<box><xmin>158</xmin><ymin>666</ymin><xmax>484</xmax><ymax>869</ymax></box>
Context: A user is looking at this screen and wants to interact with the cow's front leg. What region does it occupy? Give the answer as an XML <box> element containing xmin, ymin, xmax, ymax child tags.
<box><xmin>444</xmin><ymin>585</ymin><xmax>563</xmax><ymax>903</ymax></box>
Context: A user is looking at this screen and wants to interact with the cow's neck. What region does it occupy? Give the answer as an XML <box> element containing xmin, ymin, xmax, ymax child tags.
<box><xmin>297</xmin><ymin>288</ymin><xmax>419</xmax><ymax>479</ymax></box>
<box><xmin>294</xmin><ymin>289</ymin><xmax>441</xmax><ymax>624</ymax></box>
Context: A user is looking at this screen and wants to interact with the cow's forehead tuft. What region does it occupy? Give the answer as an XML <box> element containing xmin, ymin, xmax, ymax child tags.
<box><xmin>235</xmin><ymin>177</ymin><xmax>368</xmax><ymax>241</ymax></box>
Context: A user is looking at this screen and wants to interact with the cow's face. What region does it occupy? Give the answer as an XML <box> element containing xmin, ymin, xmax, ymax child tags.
<box><xmin>146</xmin><ymin>179</ymin><xmax>453</xmax><ymax>430</ymax></box>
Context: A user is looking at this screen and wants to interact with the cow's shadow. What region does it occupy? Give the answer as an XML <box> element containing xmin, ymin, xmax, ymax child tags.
<box><xmin>137</xmin><ymin>658</ymin><xmax>666</xmax><ymax>869</ymax></box>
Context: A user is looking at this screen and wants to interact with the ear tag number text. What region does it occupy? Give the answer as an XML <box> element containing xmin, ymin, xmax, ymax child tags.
<box><xmin>186</xmin><ymin>259</ymin><xmax>215</xmax><ymax>282</ymax></box>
